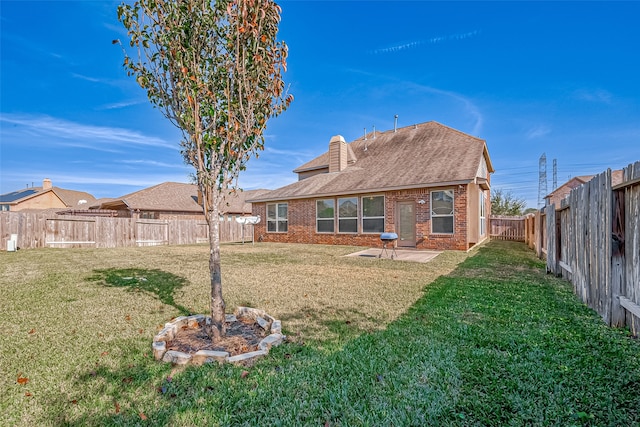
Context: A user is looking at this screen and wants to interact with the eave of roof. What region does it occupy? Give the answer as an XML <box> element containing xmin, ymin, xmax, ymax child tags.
<box><xmin>248</xmin><ymin>179</ymin><xmax>474</xmax><ymax>203</ymax></box>
<box><xmin>252</xmin><ymin>121</ymin><xmax>492</xmax><ymax>203</ymax></box>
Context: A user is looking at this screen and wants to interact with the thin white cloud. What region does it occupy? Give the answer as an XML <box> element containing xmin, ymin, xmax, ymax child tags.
<box><xmin>120</xmin><ymin>159</ymin><xmax>189</xmax><ymax>169</ymax></box>
<box><xmin>98</xmin><ymin>99</ymin><xmax>148</xmax><ymax>110</ymax></box>
<box><xmin>572</xmin><ymin>89</ymin><xmax>613</xmax><ymax>104</ymax></box>
<box><xmin>372</xmin><ymin>30</ymin><xmax>481</xmax><ymax>54</ymax></box>
<box><xmin>405</xmin><ymin>82</ymin><xmax>484</xmax><ymax>136</ymax></box>
<box><xmin>0</xmin><ymin>114</ymin><xmax>177</xmax><ymax>150</ymax></box>
<box><xmin>6</xmin><ymin>171</ymin><xmax>190</xmax><ymax>189</ymax></box>
<box><xmin>103</xmin><ymin>22</ymin><xmax>129</xmax><ymax>38</ymax></box>
<box><xmin>71</xmin><ymin>73</ymin><xmax>104</xmax><ymax>83</ymax></box>
<box><xmin>70</xmin><ymin>72</ymin><xmax>129</xmax><ymax>89</ymax></box>
<box><xmin>526</xmin><ymin>125</ymin><xmax>551</xmax><ymax>140</ymax></box>
<box><xmin>263</xmin><ymin>146</ymin><xmax>316</xmax><ymax>158</ymax></box>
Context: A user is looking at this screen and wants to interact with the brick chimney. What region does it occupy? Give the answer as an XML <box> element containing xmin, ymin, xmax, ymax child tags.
<box><xmin>328</xmin><ymin>135</ymin><xmax>348</xmax><ymax>173</ymax></box>
<box><xmin>43</xmin><ymin>178</ymin><xmax>52</xmax><ymax>190</ymax></box>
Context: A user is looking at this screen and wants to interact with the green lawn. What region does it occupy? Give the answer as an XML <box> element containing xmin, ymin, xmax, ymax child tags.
<box><xmin>1</xmin><ymin>241</ymin><xmax>638</xmax><ymax>426</ymax></box>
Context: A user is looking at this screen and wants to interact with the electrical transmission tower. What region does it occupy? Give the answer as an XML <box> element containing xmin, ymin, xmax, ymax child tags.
<box><xmin>553</xmin><ymin>158</ymin><xmax>557</xmax><ymax>190</ymax></box>
<box><xmin>538</xmin><ymin>153</ymin><xmax>548</xmax><ymax>208</ymax></box>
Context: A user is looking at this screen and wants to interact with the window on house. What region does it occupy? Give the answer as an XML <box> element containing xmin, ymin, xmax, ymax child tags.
<box><xmin>316</xmin><ymin>199</ymin><xmax>335</xmax><ymax>233</ymax></box>
<box><xmin>479</xmin><ymin>191</ymin><xmax>486</xmax><ymax>236</ymax></box>
<box><xmin>338</xmin><ymin>197</ymin><xmax>358</xmax><ymax>233</ymax></box>
<box><xmin>431</xmin><ymin>190</ymin><xmax>454</xmax><ymax>234</ymax></box>
<box><xmin>267</xmin><ymin>203</ymin><xmax>288</xmax><ymax>232</ymax></box>
<box><xmin>140</xmin><ymin>211</ymin><xmax>159</xmax><ymax>219</ymax></box>
<box><xmin>362</xmin><ymin>195</ymin><xmax>384</xmax><ymax>233</ymax></box>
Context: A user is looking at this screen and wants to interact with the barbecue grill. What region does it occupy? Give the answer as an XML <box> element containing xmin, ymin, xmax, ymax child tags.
<box><xmin>379</xmin><ymin>232</ymin><xmax>398</xmax><ymax>259</ymax></box>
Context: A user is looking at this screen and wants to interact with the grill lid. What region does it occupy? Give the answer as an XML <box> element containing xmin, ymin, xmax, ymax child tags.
<box><xmin>380</xmin><ymin>232</ymin><xmax>398</xmax><ymax>240</ymax></box>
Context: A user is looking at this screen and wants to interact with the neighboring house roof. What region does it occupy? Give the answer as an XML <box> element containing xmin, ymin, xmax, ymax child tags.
<box><xmin>0</xmin><ymin>188</ymin><xmax>40</xmax><ymax>203</ymax></box>
<box><xmin>0</xmin><ymin>184</ymin><xmax>96</xmax><ymax>208</ymax></box>
<box><xmin>544</xmin><ymin>176</ymin><xmax>594</xmax><ymax>202</ymax></box>
<box><xmin>223</xmin><ymin>188</ymin><xmax>270</xmax><ymax>214</ymax></box>
<box><xmin>545</xmin><ymin>170</ymin><xmax>624</xmax><ymax>203</ymax></box>
<box><xmin>97</xmin><ymin>182</ymin><xmax>202</xmax><ymax>213</ymax></box>
<box><xmin>93</xmin><ymin>182</ymin><xmax>268</xmax><ymax>215</ymax></box>
<box><xmin>251</xmin><ymin>121</ymin><xmax>494</xmax><ymax>202</ymax></box>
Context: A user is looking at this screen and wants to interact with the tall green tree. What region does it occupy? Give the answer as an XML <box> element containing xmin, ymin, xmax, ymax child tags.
<box><xmin>491</xmin><ymin>189</ymin><xmax>527</xmax><ymax>216</ymax></box>
<box><xmin>117</xmin><ymin>0</ymin><xmax>292</xmax><ymax>339</ymax></box>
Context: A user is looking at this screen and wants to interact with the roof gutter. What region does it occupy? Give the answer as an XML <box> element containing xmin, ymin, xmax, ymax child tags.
<box><xmin>292</xmin><ymin>165</ymin><xmax>329</xmax><ymax>174</ymax></box>
<box><xmin>247</xmin><ymin>179</ymin><xmax>473</xmax><ymax>203</ymax></box>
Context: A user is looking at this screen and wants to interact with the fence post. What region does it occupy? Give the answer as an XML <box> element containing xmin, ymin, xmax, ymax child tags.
<box><xmin>535</xmin><ymin>210</ymin><xmax>543</xmax><ymax>259</ymax></box>
<box><xmin>545</xmin><ymin>204</ymin><xmax>558</xmax><ymax>275</ymax></box>
<box><xmin>611</xmin><ymin>188</ymin><xmax>626</xmax><ymax>326</ymax></box>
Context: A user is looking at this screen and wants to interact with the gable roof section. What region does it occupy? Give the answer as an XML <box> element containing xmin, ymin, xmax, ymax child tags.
<box><xmin>0</xmin><ymin>188</ymin><xmax>39</xmax><ymax>203</ymax></box>
<box><xmin>545</xmin><ymin>176</ymin><xmax>594</xmax><ymax>200</ymax></box>
<box><xmin>52</xmin><ymin>187</ymin><xmax>96</xmax><ymax>207</ymax></box>
<box><xmin>251</xmin><ymin>121</ymin><xmax>493</xmax><ymax>202</ymax></box>
<box><xmin>98</xmin><ymin>182</ymin><xmax>201</xmax><ymax>212</ymax></box>
<box><xmin>545</xmin><ymin>170</ymin><xmax>624</xmax><ymax>200</ymax></box>
<box><xmin>96</xmin><ymin>182</ymin><xmax>268</xmax><ymax>215</ymax></box>
<box><xmin>293</xmin><ymin>144</ymin><xmax>358</xmax><ymax>173</ymax></box>
<box><xmin>0</xmin><ymin>186</ymin><xmax>96</xmax><ymax>207</ymax></box>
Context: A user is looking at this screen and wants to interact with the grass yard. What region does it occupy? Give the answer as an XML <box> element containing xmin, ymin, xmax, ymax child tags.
<box><xmin>1</xmin><ymin>241</ymin><xmax>639</xmax><ymax>426</ymax></box>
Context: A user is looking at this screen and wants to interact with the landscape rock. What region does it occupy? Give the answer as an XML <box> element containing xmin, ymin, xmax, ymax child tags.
<box><xmin>258</xmin><ymin>333</ymin><xmax>285</xmax><ymax>351</ymax></box>
<box><xmin>192</xmin><ymin>350</ymin><xmax>229</xmax><ymax>365</ymax></box>
<box><xmin>152</xmin><ymin>341</ymin><xmax>166</xmax><ymax>360</ymax></box>
<box><xmin>227</xmin><ymin>349</ymin><xmax>268</xmax><ymax>364</ymax></box>
<box><xmin>162</xmin><ymin>350</ymin><xmax>192</xmax><ymax>365</ymax></box>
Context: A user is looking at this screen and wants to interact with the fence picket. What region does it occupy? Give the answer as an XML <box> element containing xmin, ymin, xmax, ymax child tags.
<box><xmin>0</xmin><ymin>213</ymin><xmax>246</xmax><ymax>250</ymax></box>
<box><xmin>525</xmin><ymin>162</ymin><xmax>640</xmax><ymax>336</ymax></box>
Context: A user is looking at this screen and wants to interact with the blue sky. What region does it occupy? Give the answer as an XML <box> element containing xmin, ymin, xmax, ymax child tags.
<box><xmin>1</xmin><ymin>1</ymin><xmax>639</xmax><ymax>209</ymax></box>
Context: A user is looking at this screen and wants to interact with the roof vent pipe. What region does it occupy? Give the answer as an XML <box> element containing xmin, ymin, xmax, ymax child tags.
<box><xmin>372</xmin><ymin>125</ymin><xmax>376</xmax><ymax>139</ymax></box>
<box><xmin>364</xmin><ymin>128</ymin><xmax>367</xmax><ymax>140</ymax></box>
<box><xmin>394</xmin><ymin>115</ymin><xmax>398</xmax><ymax>132</ymax></box>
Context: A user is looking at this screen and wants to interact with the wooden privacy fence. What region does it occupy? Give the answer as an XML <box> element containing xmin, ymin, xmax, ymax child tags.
<box><xmin>530</xmin><ymin>161</ymin><xmax>640</xmax><ymax>336</ymax></box>
<box><xmin>489</xmin><ymin>215</ymin><xmax>525</xmax><ymax>241</ymax></box>
<box><xmin>0</xmin><ymin>212</ymin><xmax>247</xmax><ymax>250</ymax></box>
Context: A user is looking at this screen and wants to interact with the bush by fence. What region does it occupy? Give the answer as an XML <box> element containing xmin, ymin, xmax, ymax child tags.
<box><xmin>0</xmin><ymin>212</ymin><xmax>249</xmax><ymax>250</ymax></box>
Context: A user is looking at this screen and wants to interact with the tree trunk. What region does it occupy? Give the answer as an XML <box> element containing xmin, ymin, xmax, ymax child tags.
<box><xmin>206</xmin><ymin>197</ymin><xmax>226</xmax><ymax>340</ymax></box>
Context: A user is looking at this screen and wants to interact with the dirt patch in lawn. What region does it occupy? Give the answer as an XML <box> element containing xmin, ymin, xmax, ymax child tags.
<box><xmin>166</xmin><ymin>318</ymin><xmax>266</xmax><ymax>356</ymax></box>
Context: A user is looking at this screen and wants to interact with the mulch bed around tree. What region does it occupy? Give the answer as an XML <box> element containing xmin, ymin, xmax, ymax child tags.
<box><xmin>166</xmin><ymin>317</ymin><xmax>266</xmax><ymax>356</ymax></box>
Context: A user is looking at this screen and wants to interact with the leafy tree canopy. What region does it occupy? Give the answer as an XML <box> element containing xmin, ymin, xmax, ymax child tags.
<box><xmin>491</xmin><ymin>189</ymin><xmax>527</xmax><ymax>216</ymax></box>
<box><xmin>116</xmin><ymin>0</ymin><xmax>291</xmax><ymax>339</ymax></box>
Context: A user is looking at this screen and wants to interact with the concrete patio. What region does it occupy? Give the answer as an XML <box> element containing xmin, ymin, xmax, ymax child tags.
<box><xmin>345</xmin><ymin>248</ymin><xmax>442</xmax><ymax>263</ymax></box>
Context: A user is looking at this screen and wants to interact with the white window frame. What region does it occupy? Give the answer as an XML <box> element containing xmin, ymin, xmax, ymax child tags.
<box><xmin>479</xmin><ymin>191</ymin><xmax>486</xmax><ymax>236</ymax></box>
<box><xmin>337</xmin><ymin>197</ymin><xmax>358</xmax><ymax>233</ymax></box>
<box><xmin>267</xmin><ymin>202</ymin><xmax>288</xmax><ymax>233</ymax></box>
<box><xmin>361</xmin><ymin>195</ymin><xmax>385</xmax><ymax>234</ymax></box>
<box><xmin>316</xmin><ymin>199</ymin><xmax>335</xmax><ymax>233</ymax></box>
<box><xmin>431</xmin><ymin>190</ymin><xmax>455</xmax><ymax>234</ymax></box>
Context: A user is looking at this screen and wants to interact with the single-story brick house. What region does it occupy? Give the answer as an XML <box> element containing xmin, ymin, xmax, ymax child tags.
<box><xmin>91</xmin><ymin>182</ymin><xmax>269</xmax><ymax>220</ymax></box>
<box><xmin>0</xmin><ymin>178</ymin><xmax>96</xmax><ymax>212</ymax></box>
<box><xmin>248</xmin><ymin>121</ymin><xmax>494</xmax><ymax>251</ymax></box>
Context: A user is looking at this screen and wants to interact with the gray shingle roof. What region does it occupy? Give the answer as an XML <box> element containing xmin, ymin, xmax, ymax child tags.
<box><xmin>251</xmin><ymin>121</ymin><xmax>493</xmax><ymax>202</ymax></box>
<box><xmin>97</xmin><ymin>182</ymin><xmax>268</xmax><ymax>214</ymax></box>
<box><xmin>0</xmin><ymin>186</ymin><xmax>96</xmax><ymax>207</ymax></box>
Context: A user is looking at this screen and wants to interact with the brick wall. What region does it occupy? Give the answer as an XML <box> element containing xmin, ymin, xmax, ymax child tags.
<box><xmin>253</xmin><ymin>185</ymin><xmax>471</xmax><ymax>251</ymax></box>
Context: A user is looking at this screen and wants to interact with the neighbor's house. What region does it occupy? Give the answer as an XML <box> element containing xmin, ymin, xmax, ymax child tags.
<box><xmin>90</xmin><ymin>182</ymin><xmax>269</xmax><ymax>220</ymax></box>
<box><xmin>248</xmin><ymin>121</ymin><xmax>494</xmax><ymax>251</ymax></box>
<box><xmin>545</xmin><ymin>170</ymin><xmax>624</xmax><ymax>209</ymax></box>
<box><xmin>0</xmin><ymin>179</ymin><xmax>96</xmax><ymax>212</ymax></box>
